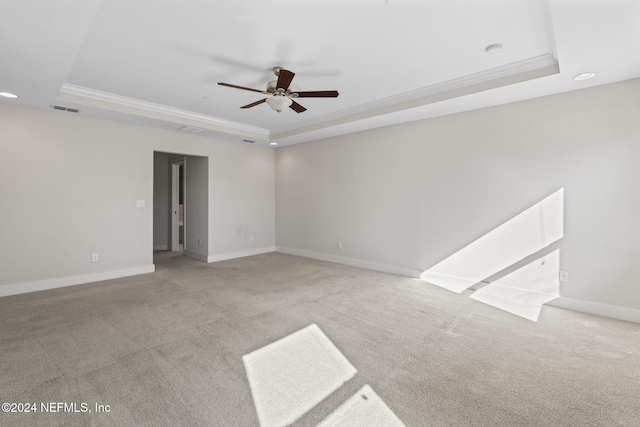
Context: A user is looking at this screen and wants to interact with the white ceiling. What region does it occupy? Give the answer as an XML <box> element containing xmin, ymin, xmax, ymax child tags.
<box><xmin>1</xmin><ymin>0</ymin><xmax>640</xmax><ymax>146</ymax></box>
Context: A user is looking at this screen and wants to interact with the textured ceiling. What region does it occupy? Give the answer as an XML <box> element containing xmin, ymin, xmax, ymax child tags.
<box><xmin>1</xmin><ymin>0</ymin><xmax>640</xmax><ymax>146</ymax></box>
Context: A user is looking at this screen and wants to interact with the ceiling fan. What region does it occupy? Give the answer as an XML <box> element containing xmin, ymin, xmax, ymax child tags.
<box><xmin>218</xmin><ymin>66</ymin><xmax>339</xmax><ymax>113</ymax></box>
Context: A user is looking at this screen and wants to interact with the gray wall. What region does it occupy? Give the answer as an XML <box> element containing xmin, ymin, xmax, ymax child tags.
<box><xmin>208</xmin><ymin>138</ymin><xmax>275</xmax><ymax>258</ymax></box>
<box><xmin>153</xmin><ymin>151</ymin><xmax>171</xmax><ymax>250</ymax></box>
<box><xmin>2</xmin><ymin>78</ymin><xmax>639</xmax><ymax>318</ymax></box>
<box><xmin>0</xmin><ymin>104</ymin><xmax>275</xmax><ymax>295</ymax></box>
<box><xmin>276</xmin><ymin>78</ymin><xmax>640</xmax><ymax>312</ymax></box>
<box><xmin>184</xmin><ymin>155</ymin><xmax>208</xmax><ymax>259</ymax></box>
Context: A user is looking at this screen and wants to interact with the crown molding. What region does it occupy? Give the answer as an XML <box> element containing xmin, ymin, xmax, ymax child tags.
<box><xmin>57</xmin><ymin>53</ymin><xmax>558</xmax><ymax>145</ymax></box>
<box><xmin>271</xmin><ymin>53</ymin><xmax>559</xmax><ymax>141</ymax></box>
<box><xmin>58</xmin><ymin>83</ymin><xmax>270</xmax><ymax>139</ymax></box>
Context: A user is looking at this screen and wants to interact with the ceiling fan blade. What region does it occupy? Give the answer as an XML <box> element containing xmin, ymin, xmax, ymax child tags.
<box><xmin>293</xmin><ymin>90</ymin><xmax>339</xmax><ymax>98</ymax></box>
<box><xmin>277</xmin><ymin>69</ymin><xmax>295</xmax><ymax>90</ymax></box>
<box><xmin>241</xmin><ymin>99</ymin><xmax>267</xmax><ymax>109</ymax></box>
<box><xmin>289</xmin><ymin>100</ymin><xmax>307</xmax><ymax>113</ymax></box>
<box><xmin>218</xmin><ymin>82</ymin><xmax>267</xmax><ymax>94</ymax></box>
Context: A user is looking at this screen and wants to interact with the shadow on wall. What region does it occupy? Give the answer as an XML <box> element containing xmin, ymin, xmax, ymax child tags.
<box><xmin>243</xmin><ymin>324</ymin><xmax>405</xmax><ymax>426</ymax></box>
<box><xmin>420</xmin><ymin>189</ymin><xmax>564</xmax><ymax>321</ymax></box>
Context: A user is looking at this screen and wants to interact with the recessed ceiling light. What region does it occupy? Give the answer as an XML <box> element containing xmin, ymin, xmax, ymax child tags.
<box><xmin>485</xmin><ymin>43</ymin><xmax>503</xmax><ymax>54</ymax></box>
<box><xmin>573</xmin><ymin>72</ymin><xmax>597</xmax><ymax>81</ymax></box>
<box><xmin>269</xmin><ymin>142</ymin><xmax>278</xmax><ymax>146</ymax></box>
<box><xmin>0</xmin><ymin>91</ymin><xmax>18</xmax><ymax>98</ymax></box>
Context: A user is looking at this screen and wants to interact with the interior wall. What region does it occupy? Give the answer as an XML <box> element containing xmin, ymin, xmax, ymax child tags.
<box><xmin>184</xmin><ymin>155</ymin><xmax>208</xmax><ymax>259</ymax></box>
<box><xmin>276</xmin><ymin>78</ymin><xmax>640</xmax><ymax>312</ymax></box>
<box><xmin>153</xmin><ymin>151</ymin><xmax>170</xmax><ymax>250</ymax></box>
<box><xmin>0</xmin><ymin>104</ymin><xmax>275</xmax><ymax>295</ymax></box>
<box><xmin>208</xmin><ymin>139</ymin><xmax>276</xmax><ymax>260</ymax></box>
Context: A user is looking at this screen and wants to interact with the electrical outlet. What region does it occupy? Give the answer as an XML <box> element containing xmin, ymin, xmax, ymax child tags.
<box><xmin>249</xmin><ymin>235</ymin><xmax>255</xmax><ymax>242</ymax></box>
<box><xmin>337</xmin><ymin>241</ymin><xmax>343</xmax><ymax>249</ymax></box>
<box><xmin>91</xmin><ymin>253</ymin><xmax>99</xmax><ymax>262</ymax></box>
<box><xmin>136</xmin><ymin>200</ymin><xmax>145</xmax><ymax>208</ymax></box>
<box><xmin>197</xmin><ymin>238</ymin><xmax>201</xmax><ymax>246</ymax></box>
<box><xmin>559</xmin><ymin>270</ymin><xmax>569</xmax><ymax>283</ymax></box>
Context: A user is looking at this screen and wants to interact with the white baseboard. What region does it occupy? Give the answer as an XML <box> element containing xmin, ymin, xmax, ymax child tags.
<box><xmin>546</xmin><ymin>296</ymin><xmax>640</xmax><ymax>324</ymax></box>
<box><xmin>273</xmin><ymin>248</ymin><xmax>639</xmax><ymax>324</ymax></box>
<box><xmin>275</xmin><ymin>246</ymin><xmax>422</xmax><ymax>278</ymax></box>
<box><xmin>0</xmin><ymin>265</ymin><xmax>156</xmax><ymax>298</ymax></box>
<box><xmin>153</xmin><ymin>244</ymin><xmax>168</xmax><ymax>250</ymax></box>
<box><xmin>207</xmin><ymin>246</ymin><xmax>276</xmax><ymax>263</ymax></box>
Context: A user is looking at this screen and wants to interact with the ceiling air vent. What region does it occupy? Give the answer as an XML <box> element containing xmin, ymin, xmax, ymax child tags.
<box><xmin>242</xmin><ymin>139</ymin><xmax>256</xmax><ymax>143</ymax></box>
<box><xmin>178</xmin><ymin>125</ymin><xmax>206</xmax><ymax>134</ymax></box>
<box><xmin>51</xmin><ymin>105</ymin><xmax>80</xmax><ymax>113</ymax></box>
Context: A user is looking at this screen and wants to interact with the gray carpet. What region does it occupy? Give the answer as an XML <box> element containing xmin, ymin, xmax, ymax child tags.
<box><xmin>1</xmin><ymin>252</ymin><xmax>639</xmax><ymax>426</ymax></box>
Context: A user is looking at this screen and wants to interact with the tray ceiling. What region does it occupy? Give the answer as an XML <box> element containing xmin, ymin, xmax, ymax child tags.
<box><xmin>2</xmin><ymin>0</ymin><xmax>640</xmax><ymax>146</ymax></box>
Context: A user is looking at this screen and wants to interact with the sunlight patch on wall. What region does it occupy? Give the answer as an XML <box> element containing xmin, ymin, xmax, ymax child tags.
<box><xmin>470</xmin><ymin>249</ymin><xmax>560</xmax><ymax>321</ymax></box>
<box><xmin>420</xmin><ymin>188</ymin><xmax>564</xmax><ymax>293</ymax></box>
<box><xmin>318</xmin><ymin>384</ymin><xmax>406</xmax><ymax>427</ymax></box>
<box><xmin>243</xmin><ymin>324</ymin><xmax>357</xmax><ymax>427</ymax></box>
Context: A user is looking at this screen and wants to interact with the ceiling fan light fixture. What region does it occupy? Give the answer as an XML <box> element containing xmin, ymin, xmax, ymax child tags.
<box><xmin>266</xmin><ymin>95</ymin><xmax>293</xmax><ymax>113</ymax></box>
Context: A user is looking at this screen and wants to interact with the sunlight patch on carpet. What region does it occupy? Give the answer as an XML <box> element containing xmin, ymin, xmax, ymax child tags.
<box><xmin>318</xmin><ymin>384</ymin><xmax>405</xmax><ymax>427</ymax></box>
<box><xmin>243</xmin><ymin>324</ymin><xmax>357</xmax><ymax>427</ymax></box>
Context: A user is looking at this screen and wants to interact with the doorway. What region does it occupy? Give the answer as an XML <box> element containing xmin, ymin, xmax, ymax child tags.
<box><xmin>171</xmin><ymin>158</ymin><xmax>185</xmax><ymax>252</ymax></box>
<box><xmin>153</xmin><ymin>151</ymin><xmax>208</xmax><ymax>262</ymax></box>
